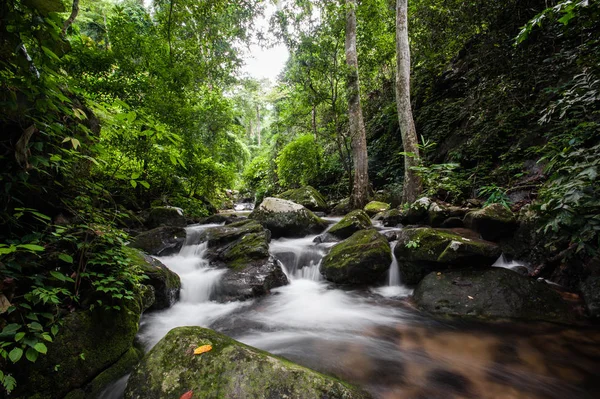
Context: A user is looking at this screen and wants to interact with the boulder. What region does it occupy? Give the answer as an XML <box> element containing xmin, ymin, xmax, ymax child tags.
<box><xmin>125</xmin><ymin>327</ymin><xmax>371</xmax><ymax>399</ymax></box>
<box><xmin>327</xmin><ymin>209</ymin><xmax>372</xmax><ymax>240</ymax></box>
<box><xmin>145</xmin><ymin>206</ymin><xmax>187</xmax><ymax>229</ymax></box>
<box><xmin>277</xmin><ymin>186</ymin><xmax>328</xmax><ymax>212</ymax></box>
<box><xmin>428</xmin><ymin>203</ymin><xmax>470</xmax><ymax>227</ymax></box>
<box><xmin>394</xmin><ymin>227</ymin><xmax>502</xmax><ymax>285</ymax></box>
<box><xmin>249</xmin><ymin>197</ymin><xmax>327</xmax><ymax>238</ymax></box>
<box><xmin>320</xmin><ymin>229</ymin><xmax>392</xmax><ymax>285</ymax></box>
<box><xmin>331</xmin><ymin>197</ymin><xmax>351</xmax><ymax>216</ymax></box>
<box><xmin>199</xmin><ymin>213</ymin><xmax>240</xmax><ymax>225</ymax></box>
<box><xmin>401</xmin><ymin>197</ymin><xmax>432</xmax><ymax>225</ymax></box>
<box><xmin>124</xmin><ymin>248</ymin><xmax>181</xmax><ymax>310</ymax></box>
<box><xmin>11</xmin><ymin>299</ymin><xmax>144</xmax><ymax>399</ymax></box>
<box><xmin>129</xmin><ymin>226</ymin><xmax>186</xmax><ymax>256</ymax></box>
<box><xmin>440</xmin><ymin>217</ymin><xmax>464</xmax><ymax>228</ymax></box>
<box><xmin>381</xmin><ymin>208</ymin><xmax>403</xmax><ymax>227</ymax></box>
<box><xmin>363</xmin><ymin>201</ymin><xmax>390</xmax><ymax>216</ymax></box>
<box><xmin>198</xmin><ymin>220</ymin><xmax>288</xmax><ymax>300</ymax></box>
<box><xmin>413</xmin><ymin>268</ymin><xmax>573</xmax><ymax>322</ymax></box>
<box><xmin>580</xmin><ymin>275</ymin><xmax>600</xmax><ymax>318</ymax></box>
<box><xmin>464</xmin><ymin>203</ymin><xmax>518</xmax><ymax>241</ymax></box>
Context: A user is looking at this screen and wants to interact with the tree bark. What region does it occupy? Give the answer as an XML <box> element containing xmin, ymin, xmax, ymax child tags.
<box><xmin>396</xmin><ymin>0</ymin><xmax>422</xmax><ymax>203</ymax></box>
<box><xmin>345</xmin><ymin>0</ymin><xmax>369</xmax><ymax>209</ymax></box>
<box><xmin>62</xmin><ymin>0</ymin><xmax>80</xmax><ymax>36</ymax></box>
<box><xmin>256</xmin><ymin>103</ymin><xmax>261</xmax><ymax>147</ymax></box>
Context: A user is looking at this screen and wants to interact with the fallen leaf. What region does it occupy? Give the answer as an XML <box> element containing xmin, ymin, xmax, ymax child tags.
<box><xmin>436</xmin><ymin>272</ymin><xmax>442</xmax><ymax>276</ymax></box>
<box><xmin>468</xmin><ymin>296</ymin><xmax>474</xmax><ymax>300</ymax></box>
<box><xmin>193</xmin><ymin>344</ymin><xmax>212</xmax><ymax>355</ymax></box>
<box><xmin>180</xmin><ymin>390</ymin><xmax>193</xmax><ymax>399</ymax></box>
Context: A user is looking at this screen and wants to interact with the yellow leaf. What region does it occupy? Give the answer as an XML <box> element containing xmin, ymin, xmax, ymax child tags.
<box><xmin>468</xmin><ymin>296</ymin><xmax>474</xmax><ymax>300</ymax></box>
<box><xmin>193</xmin><ymin>345</ymin><xmax>212</xmax><ymax>355</ymax></box>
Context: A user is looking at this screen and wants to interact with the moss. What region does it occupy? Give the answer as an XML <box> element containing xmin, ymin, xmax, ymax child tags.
<box><xmin>250</xmin><ymin>199</ymin><xmax>327</xmax><ymax>238</ymax></box>
<box><xmin>125</xmin><ymin>327</ymin><xmax>371</xmax><ymax>399</ymax></box>
<box><xmin>331</xmin><ymin>197</ymin><xmax>351</xmax><ymax>215</ymax></box>
<box><xmin>321</xmin><ymin>229</ymin><xmax>391</xmax><ymax>284</ymax></box>
<box><xmin>82</xmin><ymin>346</ymin><xmax>144</xmax><ymax>397</ymax></box>
<box><xmin>278</xmin><ymin>186</ymin><xmax>328</xmax><ymax>212</ymax></box>
<box><xmin>363</xmin><ymin>201</ymin><xmax>390</xmax><ymax>216</ymax></box>
<box><xmin>201</xmin><ymin>219</ymin><xmax>265</xmax><ymax>247</ymax></box>
<box><xmin>464</xmin><ymin>203</ymin><xmax>518</xmax><ymax>241</ymax></box>
<box><xmin>328</xmin><ymin>209</ymin><xmax>372</xmax><ymax>239</ymax></box>
<box><xmin>221</xmin><ymin>231</ymin><xmax>270</xmax><ymax>270</ymax></box>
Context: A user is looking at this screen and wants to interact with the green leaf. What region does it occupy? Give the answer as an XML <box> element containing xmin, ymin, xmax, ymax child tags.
<box><xmin>139</xmin><ymin>180</ymin><xmax>150</xmax><ymax>189</ymax></box>
<box><xmin>49</xmin><ymin>271</ymin><xmax>73</xmax><ymax>282</ymax></box>
<box><xmin>41</xmin><ymin>46</ymin><xmax>60</xmax><ymax>61</ymax></box>
<box><xmin>3</xmin><ymin>374</ymin><xmax>16</xmax><ymax>392</ymax></box>
<box><xmin>34</xmin><ymin>342</ymin><xmax>47</xmax><ymax>354</ymax></box>
<box><xmin>0</xmin><ymin>246</ymin><xmax>16</xmax><ymax>255</ymax></box>
<box><xmin>8</xmin><ymin>347</ymin><xmax>23</xmax><ymax>363</ymax></box>
<box><xmin>130</xmin><ymin>180</ymin><xmax>137</xmax><ymax>188</ymax></box>
<box><xmin>26</xmin><ymin>347</ymin><xmax>39</xmax><ymax>362</ymax></box>
<box><xmin>51</xmin><ymin>325</ymin><xmax>59</xmax><ymax>336</ymax></box>
<box><xmin>17</xmin><ymin>244</ymin><xmax>45</xmax><ymax>252</ymax></box>
<box><xmin>14</xmin><ymin>332</ymin><xmax>25</xmax><ymax>342</ymax></box>
<box><xmin>1</xmin><ymin>324</ymin><xmax>20</xmax><ymax>335</ymax></box>
<box><xmin>58</xmin><ymin>253</ymin><xmax>74</xmax><ymax>263</ymax></box>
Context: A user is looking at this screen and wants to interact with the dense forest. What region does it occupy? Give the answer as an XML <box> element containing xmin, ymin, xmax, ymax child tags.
<box><xmin>1</xmin><ymin>0</ymin><xmax>599</xmax><ymax>398</ymax></box>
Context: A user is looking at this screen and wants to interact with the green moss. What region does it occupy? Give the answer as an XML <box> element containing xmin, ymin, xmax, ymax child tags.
<box><xmin>328</xmin><ymin>209</ymin><xmax>372</xmax><ymax>239</ymax></box>
<box><xmin>125</xmin><ymin>327</ymin><xmax>371</xmax><ymax>399</ymax></box>
<box><xmin>222</xmin><ymin>231</ymin><xmax>270</xmax><ymax>270</ymax></box>
<box><xmin>363</xmin><ymin>201</ymin><xmax>390</xmax><ymax>216</ymax></box>
<box><xmin>278</xmin><ymin>186</ymin><xmax>328</xmax><ymax>211</ymax></box>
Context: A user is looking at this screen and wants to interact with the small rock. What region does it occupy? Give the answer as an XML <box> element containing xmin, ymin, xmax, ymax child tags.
<box><xmin>129</xmin><ymin>226</ymin><xmax>186</xmax><ymax>256</ymax></box>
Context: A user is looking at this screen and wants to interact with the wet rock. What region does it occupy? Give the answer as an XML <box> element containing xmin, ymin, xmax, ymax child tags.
<box><xmin>580</xmin><ymin>275</ymin><xmax>600</xmax><ymax>318</ymax></box>
<box><xmin>383</xmin><ymin>231</ymin><xmax>399</xmax><ymax>242</ymax></box>
<box><xmin>129</xmin><ymin>226</ymin><xmax>186</xmax><ymax>256</ymax></box>
<box><xmin>381</xmin><ymin>208</ymin><xmax>403</xmax><ymax>227</ymax></box>
<box><xmin>395</xmin><ymin>227</ymin><xmax>502</xmax><ymax>285</ymax></box>
<box><xmin>331</xmin><ymin>197</ymin><xmax>351</xmax><ymax>216</ymax></box>
<box><xmin>198</xmin><ymin>220</ymin><xmax>288</xmax><ymax>300</ymax></box>
<box><xmin>124</xmin><ymin>248</ymin><xmax>181</xmax><ymax>310</ymax></box>
<box><xmin>250</xmin><ymin>197</ymin><xmax>327</xmax><ymax>238</ymax></box>
<box><xmin>125</xmin><ymin>327</ymin><xmax>372</xmax><ymax>399</ymax></box>
<box><xmin>199</xmin><ymin>213</ymin><xmax>239</xmax><ymax>225</ymax></box>
<box><xmin>313</xmin><ymin>233</ymin><xmax>340</xmax><ymax>244</ymax></box>
<box><xmin>509</xmin><ymin>265</ymin><xmax>529</xmax><ymax>276</ymax></box>
<box><xmin>327</xmin><ymin>209</ymin><xmax>372</xmax><ymax>240</ymax></box>
<box><xmin>145</xmin><ymin>206</ymin><xmax>187</xmax><ymax>229</ymax></box>
<box><xmin>277</xmin><ymin>186</ymin><xmax>328</xmax><ymax>212</ymax></box>
<box><xmin>321</xmin><ymin>229</ymin><xmax>392</xmax><ymax>285</ymax></box>
<box><xmin>414</xmin><ymin>268</ymin><xmax>573</xmax><ymax>323</ymax></box>
<box><xmin>440</xmin><ymin>217</ymin><xmax>464</xmax><ymax>228</ymax></box>
<box><xmin>464</xmin><ymin>203</ymin><xmax>518</xmax><ymax>241</ymax></box>
<box><xmin>364</xmin><ymin>201</ymin><xmax>391</xmax><ymax>216</ymax></box>
<box><xmin>402</xmin><ymin>197</ymin><xmax>431</xmax><ymax>225</ymax></box>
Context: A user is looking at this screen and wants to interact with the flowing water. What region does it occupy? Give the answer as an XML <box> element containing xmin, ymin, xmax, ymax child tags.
<box><xmin>106</xmin><ymin>221</ymin><xmax>600</xmax><ymax>399</ymax></box>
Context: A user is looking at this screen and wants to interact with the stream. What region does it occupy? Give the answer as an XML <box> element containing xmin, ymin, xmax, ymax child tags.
<box><xmin>103</xmin><ymin>220</ymin><xmax>600</xmax><ymax>399</ymax></box>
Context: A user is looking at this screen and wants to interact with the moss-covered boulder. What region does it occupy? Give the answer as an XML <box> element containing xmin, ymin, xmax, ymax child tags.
<box><xmin>129</xmin><ymin>226</ymin><xmax>186</xmax><ymax>256</ymax></box>
<box><xmin>395</xmin><ymin>227</ymin><xmax>502</xmax><ymax>285</ymax></box>
<box><xmin>12</xmin><ymin>300</ymin><xmax>144</xmax><ymax>399</ymax></box>
<box><xmin>401</xmin><ymin>197</ymin><xmax>432</xmax><ymax>225</ymax></box>
<box><xmin>199</xmin><ymin>213</ymin><xmax>240</xmax><ymax>225</ymax></box>
<box><xmin>381</xmin><ymin>208</ymin><xmax>403</xmax><ymax>227</ymax></box>
<box><xmin>413</xmin><ymin>268</ymin><xmax>573</xmax><ymax>322</ymax></box>
<box><xmin>125</xmin><ymin>247</ymin><xmax>181</xmax><ymax>310</ymax></box>
<box><xmin>363</xmin><ymin>201</ymin><xmax>390</xmax><ymax>216</ymax></box>
<box><xmin>331</xmin><ymin>197</ymin><xmax>351</xmax><ymax>216</ymax></box>
<box><xmin>145</xmin><ymin>206</ymin><xmax>187</xmax><ymax>229</ymax></box>
<box><xmin>464</xmin><ymin>203</ymin><xmax>518</xmax><ymax>241</ymax></box>
<box><xmin>278</xmin><ymin>186</ymin><xmax>328</xmax><ymax>212</ymax></box>
<box><xmin>125</xmin><ymin>327</ymin><xmax>371</xmax><ymax>399</ymax></box>
<box><xmin>320</xmin><ymin>229</ymin><xmax>392</xmax><ymax>285</ymax></box>
<box><xmin>198</xmin><ymin>220</ymin><xmax>288</xmax><ymax>301</ymax></box>
<box><xmin>250</xmin><ymin>197</ymin><xmax>327</xmax><ymax>238</ymax></box>
<box><xmin>327</xmin><ymin>209</ymin><xmax>372</xmax><ymax>240</ymax></box>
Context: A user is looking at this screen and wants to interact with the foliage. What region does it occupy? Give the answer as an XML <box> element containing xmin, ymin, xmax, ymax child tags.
<box><xmin>410</xmin><ymin>163</ymin><xmax>468</xmax><ymax>202</ymax></box>
<box><xmin>478</xmin><ymin>185</ymin><xmax>512</xmax><ymax>208</ymax></box>
<box><xmin>516</xmin><ymin>0</ymin><xmax>591</xmax><ymax>44</ymax></box>
<box><xmin>276</xmin><ymin>134</ymin><xmax>322</xmax><ymax>189</ymax></box>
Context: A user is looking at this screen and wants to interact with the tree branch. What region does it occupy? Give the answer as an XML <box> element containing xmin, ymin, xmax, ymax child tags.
<box><xmin>62</xmin><ymin>0</ymin><xmax>80</xmax><ymax>36</ymax></box>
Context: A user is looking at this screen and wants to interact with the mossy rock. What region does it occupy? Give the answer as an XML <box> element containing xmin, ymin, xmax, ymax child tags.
<box><xmin>331</xmin><ymin>197</ymin><xmax>351</xmax><ymax>216</ymax></box>
<box><xmin>129</xmin><ymin>226</ymin><xmax>186</xmax><ymax>256</ymax></box>
<box><xmin>464</xmin><ymin>203</ymin><xmax>518</xmax><ymax>241</ymax></box>
<box><xmin>401</xmin><ymin>197</ymin><xmax>432</xmax><ymax>225</ymax></box>
<box><xmin>381</xmin><ymin>208</ymin><xmax>403</xmax><ymax>227</ymax></box>
<box><xmin>218</xmin><ymin>256</ymin><xmax>289</xmax><ymax>301</ymax></box>
<box><xmin>320</xmin><ymin>229</ymin><xmax>392</xmax><ymax>285</ymax></box>
<box><xmin>328</xmin><ymin>209</ymin><xmax>372</xmax><ymax>240</ymax></box>
<box><xmin>414</xmin><ymin>268</ymin><xmax>574</xmax><ymax>323</ymax></box>
<box><xmin>198</xmin><ymin>219</ymin><xmax>265</xmax><ymax>249</ymax></box>
<box><xmin>581</xmin><ymin>275</ymin><xmax>600</xmax><ymax>318</ymax></box>
<box><xmin>250</xmin><ymin>197</ymin><xmax>327</xmax><ymax>238</ymax></box>
<box><xmin>278</xmin><ymin>186</ymin><xmax>328</xmax><ymax>212</ymax></box>
<box><xmin>125</xmin><ymin>247</ymin><xmax>181</xmax><ymax>310</ymax></box>
<box><xmin>199</xmin><ymin>213</ymin><xmax>241</xmax><ymax>225</ymax></box>
<box><xmin>12</xmin><ymin>302</ymin><xmax>143</xmax><ymax>399</ymax></box>
<box><xmin>124</xmin><ymin>327</ymin><xmax>371</xmax><ymax>399</ymax></box>
<box><xmin>145</xmin><ymin>206</ymin><xmax>187</xmax><ymax>229</ymax></box>
<box><xmin>395</xmin><ymin>227</ymin><xmax>502</xmax><ymax>285</ymax></box>
<box><xmin>363</xmin><ymin>201</ymin><xmax>390</xmax><ymax>216</ymax></box>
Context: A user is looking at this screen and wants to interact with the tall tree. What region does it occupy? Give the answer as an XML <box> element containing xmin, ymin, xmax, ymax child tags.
<box><xmin>345</xmin><ymin>0</ymin><xmax>369</xmax><ymax>208</ymax></box>
<box><xmin>396</xmin><ymin>0</ymin><xmax>422</xmax><ymax>203</ymax></box>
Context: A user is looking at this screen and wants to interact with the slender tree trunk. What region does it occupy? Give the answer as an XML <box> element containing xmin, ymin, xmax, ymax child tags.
<box><xmin>311</xmin><ymin>105</ymin><xmax>317</xmax><ymax>138</ymax></box>
<box><xmin>345</xmin><ymin>0</ymin><xmax>369</xmax><ymax>209</ymax></box>
<box><xmin>62</xmin><ymin>0</ymin><xmax>80</xmax><ymax>36</ymax></box>
<box><xmin>256</xmin><ymin>104</ymin><xmax>261</xmax><ymax>146</ymax></box>
<box><xmin>396</xmin><ymin>0</ymin><xmax>422</xmax><ymax>203</ymax></box>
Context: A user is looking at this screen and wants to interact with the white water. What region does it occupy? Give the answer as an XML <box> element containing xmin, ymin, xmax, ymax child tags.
<box><xmin>493</xmin><ymin>253</ymin><xmax>530</xmax><ymax>270</ymax></box>
<box><xmin>373</xmin><ymin>241</ymin><xmax>413</xmax><ymax>298</ymax></box>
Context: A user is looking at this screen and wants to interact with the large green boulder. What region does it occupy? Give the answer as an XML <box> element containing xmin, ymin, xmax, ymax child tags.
<box><xmin>124</xmin><ymin>247</ymin><xmax>181</xmax><ymax>310</ymax></box>
<box><xmin>125</xmin><ymin>327</ymin><xmax>371</xmax><ymax>399</ymax></box>
<box><xmin>381</xmin><ymin>208</ymin><xmax>403</xmax><ymax>227</ymax></box>
<box><xmin>278</xmin><ymin>186</ymin><xmax>328</xmax><ymax>212</ymax></box>
<box><xmin>464</xmin><ymin>203</ymin><xmax>518</xmax><ymax>241</ymax></box>
<box><xmin>327</xmin><ymin>209</ymin><xmax>372</xmax><ymax>240</ymax></box>
<box><xmin>413</xmin><ymin>268</ymin><xmax>573</xmax><ymax>322</ymax></box>
<box><xmin>11</xmin><ymin>299</ymin><xmax>144</xmax><ymax>399</ymax></box>
<box><xmin>250</xmin><ymin>197</ymin><xmax>327</xmax><ymax>238</ymax></box>
<box><xmin>145</xmin><ymin>206</ymin><xmax>187</xmax><ymax>229</ymax></box>
<box><xmin>129</xmin><ymin>226</ymin><xmax>186</xmax><ymax>256</ymax></box>
<box><xmin>199</xmin><ymin>220</ymin><xmax>288</xmax><ymax>301</ymax></box>
<box><xmin>320</xmin><ymin>229</ymin><xmax>392</xmax><ymax>285</ymax></box>
<box><xmin>394</xmin><ymin>227</ymin><xmax>502</xmax><ymax>285</ymax></box>
<box><xmin>363</xmin><ymin>201</ymin><xmax>390</xmax><ymax>216</ymax></box>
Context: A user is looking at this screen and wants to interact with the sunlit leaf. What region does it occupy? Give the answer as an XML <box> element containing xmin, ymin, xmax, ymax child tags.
<box><xmin>193</xmin><ymin>345</ymin><xmax>212</xmax><ymax>355</ymax></box>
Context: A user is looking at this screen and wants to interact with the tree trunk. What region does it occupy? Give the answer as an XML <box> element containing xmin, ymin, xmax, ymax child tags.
<box><xmin>312</xmin><ymin>105</ymin><xmax>317</xmax><ymax>138</ymax></box>
<box><xmin>345</xmin><ymin>0</ymin><xmax>369</xmax><ymax>209</ymax></box>
<box><xmin>256</xmin><ymin>104</ymin><xmax>261</xmax><ymax>146</ymax></box>
<box><xmin>396</xmin><ymin>0</ymin><xmax>422</xmax><ymax>203</ymax></box>
<box><xmin>62</xmin><ymin>0</ymin><xmax>80</xmax><ymax>36</ymax></box>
